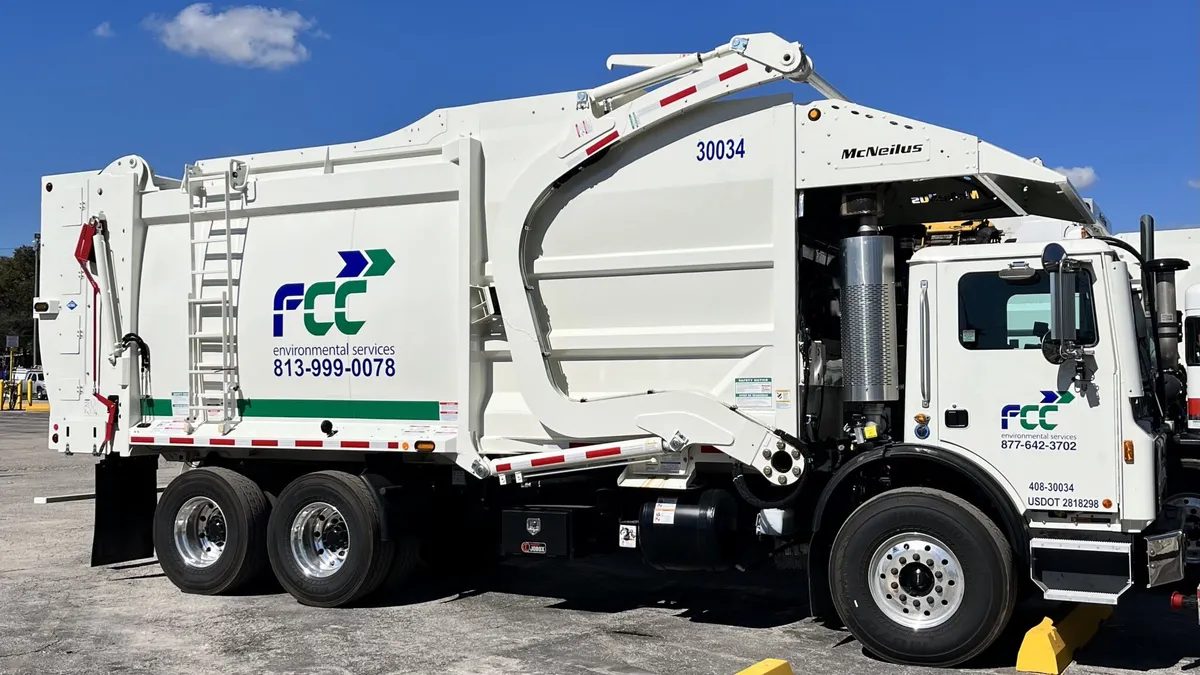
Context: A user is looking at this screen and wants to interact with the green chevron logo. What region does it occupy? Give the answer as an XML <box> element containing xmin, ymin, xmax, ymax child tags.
<box><xmin>1001</xmin><ymin>390</ymin><xmax>1076</xmax><ymax>431</ymax></box>
<box><xmin>272</xmin><ymin>249</ymin><xmax>395</xmax><ymax>338</ymax></box>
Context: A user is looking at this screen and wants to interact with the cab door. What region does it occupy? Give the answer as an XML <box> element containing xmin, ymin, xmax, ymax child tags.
<box><xmin>933</xmin><ymin>254</ymin><xmax>1120</xmax><ymax>515</ymax></box>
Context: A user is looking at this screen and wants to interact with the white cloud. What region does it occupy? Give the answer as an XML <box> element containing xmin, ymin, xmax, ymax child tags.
<box><xmin>92</xmin><ymin>21</ymin><xmax>115</xmax><ymax>38</ymax></box>
<box><xmin>1053</xmin><ymin>166</ymin><xmax>1098</xmax><ymax>190</ymax></box>
<box><xmin>1188</xmin><ymin>179</ymin><xmax>1200</xmax><ymax>189</ymax></box>
<box><xmin>142</xmin><ymin>3</ymin><xmax>322</xmax><ymax>70</ymax></box>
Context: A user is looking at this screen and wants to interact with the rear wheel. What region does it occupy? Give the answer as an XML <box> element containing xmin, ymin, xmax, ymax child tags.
<box><xmin>154</xmin><ymin>466</ymin><xmax>270</xmax><ymax>595</ymax></box>
<box><xmin>267</xmin><ymin>471</ymin><xmax>391</xmax><ymax>607</ymax></box>
<box><xmin>829</xmin><ymin>487</ymin><xmax>1016</xmax><ymax>667</ymax></box>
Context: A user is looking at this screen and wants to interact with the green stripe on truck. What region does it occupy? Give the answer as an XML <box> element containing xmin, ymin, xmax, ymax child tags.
<box><xmin>139</xmin><ymin>398</ymin><xmax>441</xmax><ymax>421</ymax></box>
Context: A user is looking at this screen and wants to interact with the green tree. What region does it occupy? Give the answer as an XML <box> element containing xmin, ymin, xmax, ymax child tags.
<box><xmin>0</xmin><ymin>245</ymin><xmax>37</xmax><ymax>366</ymax></box>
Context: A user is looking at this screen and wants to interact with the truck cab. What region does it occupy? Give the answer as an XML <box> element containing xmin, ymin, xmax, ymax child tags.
<box><xmin>908</xmin><ymin>239</ymin><xmax>1170</xmax><ymax>599</ymax></box>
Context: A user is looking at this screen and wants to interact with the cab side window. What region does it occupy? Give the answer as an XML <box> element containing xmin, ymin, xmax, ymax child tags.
<box><xmin>958</xmin><ymin>269</ymin><xmax>1098</xmax><ymax>350</ymax></box>
<box><xmin>1186</xmin><ymin>317</ymin><xmax>1200</xmax><ymax>366</ymax></box>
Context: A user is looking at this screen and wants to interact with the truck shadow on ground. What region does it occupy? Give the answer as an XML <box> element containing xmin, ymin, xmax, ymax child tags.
<box><xmin>371</xmin><ymin>556</ymin><xmax>810</xmax><ymax>630</ymax></box>
<box><xmin>1068</xmin><ymin>587</ymin><xmax>1200</xmax><ymax>673</ymax></box>
<box><xmin>368</xmin><ymin>558</ymin><xmax>1200</xmax><ymax>672</ymax></box>
<box><xmin>112</xmin><ymin>555</ymin><xmax>1198</xmax><ymax>670</ymax></box>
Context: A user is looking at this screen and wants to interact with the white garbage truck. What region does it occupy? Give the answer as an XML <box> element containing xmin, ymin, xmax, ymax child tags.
<box><xmin>33</xmin><ymin>32</ymin><xmax>1196</xmax><ymax>666</ymax></box>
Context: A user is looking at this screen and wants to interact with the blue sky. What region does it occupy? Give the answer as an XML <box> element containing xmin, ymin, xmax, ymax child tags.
<box><xmin>1</xmin><ymin>1</ymin><xmax>1196</xmax><ymax>254</ymax></box>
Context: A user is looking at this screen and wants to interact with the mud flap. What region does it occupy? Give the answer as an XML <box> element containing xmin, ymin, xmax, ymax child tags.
<box><xmin>806</xmin><ymin>528</ymin><xmax>839</xmax><ymax>625</ymax></box>
<box><xmin>91</xmin><ymin>454</ymin><xmax>158</xmax><ymax>566</ymax></box>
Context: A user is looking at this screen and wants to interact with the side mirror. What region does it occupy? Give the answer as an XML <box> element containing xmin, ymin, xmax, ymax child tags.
<box><xmin>1040</xmin><ymin>243</ymin><xmax>1082</xmax><ymax>365</ymax></box>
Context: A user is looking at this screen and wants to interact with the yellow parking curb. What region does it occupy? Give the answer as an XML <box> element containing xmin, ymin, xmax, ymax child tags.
<box><xmin>735</xmin><ymin>659</ymin><xmax>792</xmax><ymax>675</ymax></box>
<box><xmin>1016</xmin><ymin>604</ymin><xmax>1112</xmax><ymax>674</ymax></box>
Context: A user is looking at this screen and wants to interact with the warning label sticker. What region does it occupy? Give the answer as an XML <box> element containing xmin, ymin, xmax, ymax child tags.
<box><xmin>652</xmin><ymin>498</ymin><xmax>678</xmax><ymax>525</ymax></box>
<box><xmin>775</xmin><ymin>389</ymin><xmax>792</xmax><ymax>410</ymax></box>
<box><xmin>148</xmin><ymin>420</ymin><xmax>188</xmax><ymax>433</ymax></box>
<box><xmin>170</xmin><ymin>391</ymin><xmax>189</xmax><ymax>419</ymax></box>
<box><xmin>619</xmin><ymin>524</ymin><xmax>638</xmax><ymax>548</ymax></box>
<box><xmin>734</xmin><ymin>377</ymin><xmax>773</xmax><ymax>412</ymax></box>
<box><xmin>439</xmin><ymin>401</ymin><xmax>459</xmax><ymax>422</ymax></box>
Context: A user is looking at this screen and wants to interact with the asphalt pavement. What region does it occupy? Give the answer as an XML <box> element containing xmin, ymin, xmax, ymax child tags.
<box><xmin>0</xmin><ymin>412</ymin><xmax>1197</xmax><ymax>674</ymax></box>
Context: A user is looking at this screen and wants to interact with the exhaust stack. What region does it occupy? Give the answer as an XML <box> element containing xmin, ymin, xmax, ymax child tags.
<box><xmin>1141</xmin><ymin>214</ymin><xmax>1156</xmax><ymax>267</ymax></box>
<box><xmin>1140</xmin><ymin>214</ymin><xmax>1190</xmax><ymax>370</ymax></box>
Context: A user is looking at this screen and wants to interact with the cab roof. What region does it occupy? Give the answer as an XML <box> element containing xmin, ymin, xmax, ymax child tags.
<box><xmin>908</xmin><ymin>238</ymin><xmax>1116</xmax><ymax>265</ymax></box>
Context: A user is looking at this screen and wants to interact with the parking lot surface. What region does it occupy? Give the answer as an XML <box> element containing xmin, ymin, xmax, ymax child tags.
<box><xmin>1</xmin><ymin>412</ymin><xmax>1197</xmax><ymax>675</ymax></box>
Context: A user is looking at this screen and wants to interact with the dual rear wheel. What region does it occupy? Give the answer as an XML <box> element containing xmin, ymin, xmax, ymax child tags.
<box><xmin>155</xmin><ymin>468</ymin><xmax>417</xmax><ymax>606</ymax></box>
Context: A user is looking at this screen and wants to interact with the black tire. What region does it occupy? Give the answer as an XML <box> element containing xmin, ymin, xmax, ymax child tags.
<box><xmin>829</xmin><ymin>487</ymin><xmax>1016</xmax><ymax>667</ymax></box>
<box><xmin>267</xmin><ymin>470</ymin><xmax>390</xmax><ymax>607</ymax></box>
<box><xmin>381</xmin><ymin>535</ymin><xmax>423</xmax><ymax>593</ymax></box>
<box><xmin>153</xmin><ymin>466</ymin><xmax>270</xmax><ymax>595</ymax></box>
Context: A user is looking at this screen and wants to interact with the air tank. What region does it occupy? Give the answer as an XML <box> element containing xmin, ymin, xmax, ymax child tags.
<box><xmin>839</xmin><ymin>235</ymin><xmax>900</xmax><ymax>402</ymax></box>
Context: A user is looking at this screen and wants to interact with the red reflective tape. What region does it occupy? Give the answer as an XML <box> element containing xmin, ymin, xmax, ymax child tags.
<box><xmin>1189</xmin><ymin>398</ymin><xmax>1200</xmax><ymax>418</ymax></box>
<box><xmin>495</xmin><ymin>462</ymin><xmax>512</xmax><ymax>472</ymax></box>
<box><xmin>211</xmin><ymin>438</ymin><xmax>235</xmax><ymax>446</ymax></box>
<box><xmin>168</xmin><ymin>437</ymin><xmax>194</xmax><ymax>445</ymax></box>
<box><xmin>251</xmin><ymin>439</ymin><xmax>278</xmax><ymax>447</ymax></box>
<box><xmin>585</xmin><ymin>130</ymin><xmax>619</xmax><ymax>156</ymax></box>
<box><xmin>295</xmin><ymin>439</ymin><xmax>323</xmax><ymax>448</ymax></box>
<box><xmin>387</xmin><ymin>441</ymin><xmax>399</xmax><ymax>449</ymax></box>
<box><xmin>660</xmin><ymin>85</ymin><xmax>698</xmax><ymax>107</ymax></box>
<box><xmin>718</xmin><ymin>63</ymin><xmax>749</xmax><ymax>81</ymax></box>
<box><xmin>585</xmin><ymin>446</ymin><xmax>621</xmax><ymax>459</ymax></box>
<box><xmin>530</xmin><ymin>455</ymin><xmax>566</xmax><ymax>467</ymax></box>
<box><xmin>341</xmin><ymin>440</ymin><xmax>370</xmax><ymax>449</ymax></box>
<box><xmin>700</xmin><ymin>446</ymin><xmax>721</xmax><ymax>454</ymax></box>
<box><xmin>130</xmin><ymin>436</ymin><xmax>154</xmax><ymax>444</ymax></box>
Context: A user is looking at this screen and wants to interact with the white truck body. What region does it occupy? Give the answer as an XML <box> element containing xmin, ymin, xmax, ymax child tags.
<box><xmin>37</xmin><ymin>34</ymin><xmax>1090</xmax><ymax>481</ymax></box>
<box><xmin>34</xmin><ymin>32</ymin><xmax>1194</xmax><ymax>666</ymax></box>
<box><xmin>993</xmin><ymin>197</ymin><xmax>1113</xmax><ymax>243</ymax></box>
<box><xmin>1117</xmin><ymin>226</ymin><xmax>1200</xmax><ymax>310</ymax></box>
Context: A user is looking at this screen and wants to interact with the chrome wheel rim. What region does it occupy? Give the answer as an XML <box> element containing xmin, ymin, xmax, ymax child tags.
<box><xmin>868</xmin><ymin>532</ymin><xmax>965</xmax><ymax>630</ymax></box>
<box><xmin>1168</xmin><ymin>494</ymin><xmax>1200</xmax><ymax>565</ymax></box>
<box><xmin>290</xmin><ymin>501</ymin><xmax>349</xmax><ymax>579</ymax></box>
<box><xmin>173</xmin><ymin>496</ymin><xmax>227</xmax><ymax>568</ymax></box>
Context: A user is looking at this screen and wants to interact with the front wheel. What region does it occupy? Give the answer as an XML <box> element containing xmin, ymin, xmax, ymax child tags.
<box><xmin>829</xmin><ymin>487</ymin><xmax>1016</xmax><ymax>667</ymax></box>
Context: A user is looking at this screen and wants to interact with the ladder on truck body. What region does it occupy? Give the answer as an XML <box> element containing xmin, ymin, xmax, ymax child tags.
<box><xmin>183</xmin><ymin>159</ymin><xmax>248</xmax><ymax>435</ymax></box>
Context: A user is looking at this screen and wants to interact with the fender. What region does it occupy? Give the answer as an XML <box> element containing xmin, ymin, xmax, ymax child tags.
<box><xmin>805</xmin><ymin>443</ymin><xmax>1029</xmax><ymax>621</ymax></box>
